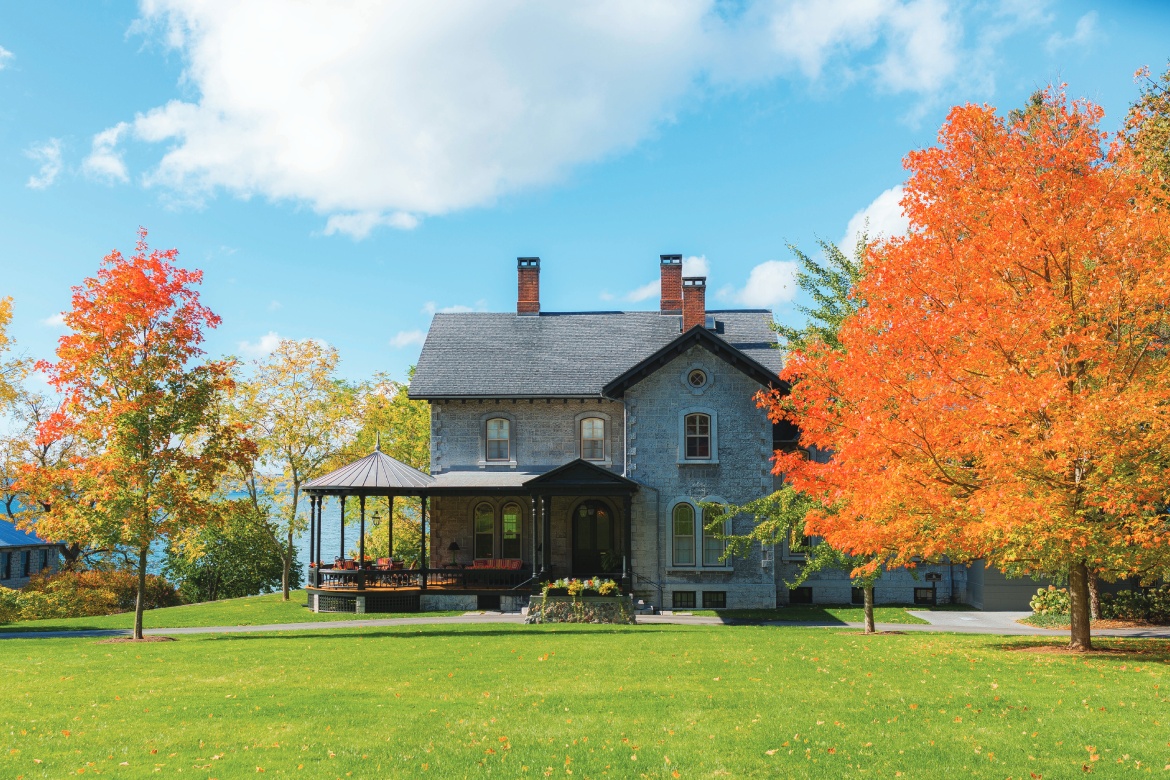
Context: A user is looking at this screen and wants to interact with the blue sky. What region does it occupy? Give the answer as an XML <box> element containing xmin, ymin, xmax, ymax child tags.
<box><xmin>0</xmin><ymin>1</ymin><xmax>1167</xmax><ymax>386</ymax></box>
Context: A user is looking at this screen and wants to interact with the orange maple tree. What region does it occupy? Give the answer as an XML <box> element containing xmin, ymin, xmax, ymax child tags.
<box><xmin>17</xmin><ymin>229</ymin><xmax>253</xmax><ymax>639</ymax></box>
<box><xmin>765</xmin><ymin>90</ymin><xmax>1170</xmax><ymax>651</ymax></box>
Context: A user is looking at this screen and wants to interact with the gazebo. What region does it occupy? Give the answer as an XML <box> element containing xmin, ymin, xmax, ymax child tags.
<box><xmin>303</xmin><ymin>443</ymin><xmax>541</xmax><ymax>613</ymax></box>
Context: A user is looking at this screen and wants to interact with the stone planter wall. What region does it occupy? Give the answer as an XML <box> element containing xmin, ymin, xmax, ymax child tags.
<box><xmin>526</xmin><ymin>595</ymin><xmax>636</xmax><ymax>625</ymax></box>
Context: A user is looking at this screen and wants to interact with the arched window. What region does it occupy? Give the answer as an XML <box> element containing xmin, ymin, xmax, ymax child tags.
<box><xmin>672</xmin><ymin>503</ymin><xmax>696</xmax><ymax>566</ymax></box>
<box><xmin>474</xmin><ymin>503</ymin><xmax>495</xmax><ymax>559</ymax></box>
<box><xmin>501</xmin><ymin>502</ymin><xmax>522</xmax><ymax>559</ymax></box>
<box><xmin>702</xmin><ymin>506</ymin><xmax>728</xmax><ymax>567</ymax></box>
<box><xmin>486</xmin><ymin>418</ymin><xmax>510</xmax><ymax>461</ymax></box>
<box><xmin>580</xmin><ymin>417</ymin><xmax>605</xmax><ymax>461</ymax></box>
<box><xmin>684</xmin><ymin>413</ymin><xmax>711</xmax><ymax>459</ymax></box>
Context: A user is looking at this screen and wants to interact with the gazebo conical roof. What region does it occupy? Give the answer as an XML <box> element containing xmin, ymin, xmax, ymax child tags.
<box><xmin>304</xmin><ymin>445</ymin><xmax>435</xmax><ymax>496</ymax></box>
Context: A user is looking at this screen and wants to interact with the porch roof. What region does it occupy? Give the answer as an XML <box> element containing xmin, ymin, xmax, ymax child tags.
<box><xmin>428</xmin><ymin>460</ymin><xmax>640</xmax><ymax>496</ymax></box>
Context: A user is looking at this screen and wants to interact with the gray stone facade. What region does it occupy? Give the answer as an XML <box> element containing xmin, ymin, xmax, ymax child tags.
<box><xmin>0</xmin><ymin>545</ymin><xmax>60</xmax><ymax>590</ymax></box>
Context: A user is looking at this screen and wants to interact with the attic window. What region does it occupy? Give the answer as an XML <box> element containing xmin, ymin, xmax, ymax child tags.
<box><xmin>687</xmin><ymin>369</ymin><xmax>707</xmax><ymax>388</ymax></box>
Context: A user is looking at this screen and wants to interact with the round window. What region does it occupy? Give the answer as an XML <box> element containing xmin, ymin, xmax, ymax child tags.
<box><xmin>688</xmin><ymin>369</ymin><xmax>707</xmax><ymax>388</ymax></box>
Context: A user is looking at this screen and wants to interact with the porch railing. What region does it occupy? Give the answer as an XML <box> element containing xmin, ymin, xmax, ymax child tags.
<box><xmin>311</xmin><ymin>566</ymin><xmax>533</xmax><ymax>591</ymax></box>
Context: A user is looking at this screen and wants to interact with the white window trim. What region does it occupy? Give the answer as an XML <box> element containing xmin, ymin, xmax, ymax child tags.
<box><xmin>678</xmin><ymin>407</ymin><xmax>718</xmax><ymax>464</ymax></box>
<box><xmin>477</xmin><ymin>412</ymin><xmax>518</xmax><ymax>468</ymax></box>
<box><xmin>574</xmin><ymin>411</ymin><xmax>611</xmax><ymax>466</ymax></box>
<box><xmin>670</xmin><ymin>501</ymin><xmax>697</xmax><ymax>567</ymax></box>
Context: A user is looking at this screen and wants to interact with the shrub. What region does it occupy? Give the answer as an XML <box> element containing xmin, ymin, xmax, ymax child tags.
<box><xmin>1101</xmin><ymin>589</ymin><xmax>1148</xmax><ymax>621</ymax></box>
<box><xmin>1029</xmin><ymin>586</ymin><xmax>1069</xmax><ymax>616</ymax></box>
<box><xmin>17</xmin><ymin>570</ymin><xmax>181</xmax><ymax>621</ymax></box>
<box><xmin>1145</xmin><ymin>585</ymin><xmax>1170</xmax><ymax>624</ymax></box>
<box><xmin>0</xmin><ymin>587</ymin><xmax>20</xmax><ymax>624</ymax></box>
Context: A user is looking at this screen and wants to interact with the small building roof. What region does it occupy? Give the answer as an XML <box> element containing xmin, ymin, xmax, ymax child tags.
<box><xmin>0</xmin><ymin>519</ymin><xmax>53</xmax><ymax>548</ymax></box>
<box><xmin>304</xmin><ymin>449</ymin><xmax>435</xmax><ymax>495</ymax></box>
<box><xmin>410</xmin><ymin>309</ymin><xmax>781</xmax><ymax>399</ymax></box>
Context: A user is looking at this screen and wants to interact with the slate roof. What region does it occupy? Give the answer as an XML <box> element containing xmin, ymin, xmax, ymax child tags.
<box><xmin>0</xmin><ymin>519</ymin><xmax>53</xmax><ymax>548</ymax></box>
<box><xmin>410</xmin><ymin>310</ymin><xmax>782</xmax><ymax>399</ymax></box>
<box><xmin>304</xmin><ymin>449</ymin><xmax>435</xmax><ymax>494</ymax></box>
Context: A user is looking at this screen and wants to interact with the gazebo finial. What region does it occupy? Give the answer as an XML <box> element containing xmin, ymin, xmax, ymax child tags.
<box><xmin>375</xmin><ymin>430</ymin><xmax>382</xmax><ymax>451</ymax></box>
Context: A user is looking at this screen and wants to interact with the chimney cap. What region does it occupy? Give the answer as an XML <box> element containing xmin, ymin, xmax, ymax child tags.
<box><xmin>517</xmin><ymin>257</ymin><xmax>540</xmax><ymax>268</ymax></box>
<box><xmin>682</xmin><ymin>276</ymin><xmax>706</xmax><ymax>287</ymax></box>
<box><xmin>660</xmin><ymin>254</ymin><xmax>682</xmax><ymax>264</ymax></box>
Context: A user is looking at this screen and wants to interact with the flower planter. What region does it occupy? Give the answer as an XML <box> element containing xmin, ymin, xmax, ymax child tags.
<box><xmin>580</xmin><ymin>589</ymin><xmax>601</xmax><ymax>598</ymax></box>
<box><xmin>526</xmin><ymin>595</ymin><xmax>636</xmax><ymax>625</ymax></box>
<box><xmin>545</xmin><ymin>587</ymin><xmax>569</xmax><ymax>596</ymax></box>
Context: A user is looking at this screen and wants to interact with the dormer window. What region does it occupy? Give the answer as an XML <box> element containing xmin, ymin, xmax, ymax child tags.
<box><xmin>684</xmin><ymin>413</ymin><xmax>711</xmax><ymax>459</ymax></box>
<box><xmin>580</xmin><ymin>417</ymin><xmax>605</xmax><ymax>461</ymax></box>
<box><xmin>486</xmin><ymin>418</ymin><xmax>510</xmax><ymax>461</ymax></box>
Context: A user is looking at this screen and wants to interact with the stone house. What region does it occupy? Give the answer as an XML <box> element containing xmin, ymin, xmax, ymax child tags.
<box><xmin>0</xmin><ymin>519</ymin><xmax>60</xmax><ymax>589</ymax></box>
<box><xmin>407</xmin><ymin>256</ymin><xmax>969</xmax><ymax>611</ymax></box>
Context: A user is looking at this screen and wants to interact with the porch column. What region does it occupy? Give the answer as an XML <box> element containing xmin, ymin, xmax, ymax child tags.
<box><xmin>530</xmin><ymin>495</ymin><xmax>538</xmax><ymax>576</ymax></box>
<box><xmin>623</xmin><ymin>494</ymin><xmax>633</xmax><ymax>592</ymax></box>
<box><xmin>419</xmin><ymin>496</ymin><xmax>428</xmax><ymax>591</ymax></box>
<box><xmin>542</xmin><ymin>495</ymin><xmax>552</xmax><ymax>574</ymax></box>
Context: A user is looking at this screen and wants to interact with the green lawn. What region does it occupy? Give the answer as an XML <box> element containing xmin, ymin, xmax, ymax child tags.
<box><xmin>691</xmin><ymin>605</ymin><xmax>933</xmax><ymax>624</ymax></box>
<box><xmin>0</xmin><ymin>590</ymin><xmax>461</xmax><ymax>633</ymax></box>
<box><xmin>1</xmin><ymin>624</ymin><xmax>1166</xmax><ymax>778</ymax></box>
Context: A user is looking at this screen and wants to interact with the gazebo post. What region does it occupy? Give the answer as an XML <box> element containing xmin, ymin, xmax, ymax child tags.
<box><xmin>315</xmin><ymin>496</ymin><xmax>323</xmax><ymax>568</ymax></box>
<box><xmin>359</xmin><ymin>495</ymin><xmax>366</xmax><ymax>569</ymax></box>
<box><xmin>387</xmin><ymin>495</ymin><xmax>394</xmax><ymax>561</ymax></box>
<box><xmin>339</xmin><ymin>497</ymin><xmax>346</xmax><ymax>562</ymax></box>
<box><xmin>308</xmin><ymin>495</ymin><xmax>316</xmax><ymax>585</ymax></box>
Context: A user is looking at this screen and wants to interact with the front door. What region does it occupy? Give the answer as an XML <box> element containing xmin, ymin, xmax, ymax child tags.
<box><xmin>572</xmin><ymin>501</ymin><xmax>617</xmax><ymax>575</ymax></box>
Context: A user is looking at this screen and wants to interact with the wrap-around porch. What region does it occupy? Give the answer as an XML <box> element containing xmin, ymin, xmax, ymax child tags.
<box><xmin>303</xmin><ymin>448</ymin><xmax>638</xmax><ymax>613</ymax></box>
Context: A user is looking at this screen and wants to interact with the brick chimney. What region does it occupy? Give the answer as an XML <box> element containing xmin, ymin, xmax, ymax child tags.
<box><xmin>660</xmin><ymin>254</ymin><xmax>682</xmax><ymax>313</ymax></box>
<box><xmin>517</xmin><ymin>257</ymin><xmax>540</xmax><ymax>315</ymax></box>
<box><xmin>682</xmin><ymin>276</ymin><xmax>706</xmax><ymax>331</ymax></box>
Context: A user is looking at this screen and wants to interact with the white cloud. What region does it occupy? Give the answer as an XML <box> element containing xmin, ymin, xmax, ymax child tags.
<box><xmin>237</xmin><ymin>330</ymin><xmax>283</xmax><ymax>357</ymax></box>
<box><xmin>41</xmin><ymin>312</ymin><xmax>66</xmax><ymax>328</ymax></box>
<box><xmin>1046</xmin><ymin>11</ymin><xmax>1097</xmax><ymax>53</ymax></box>
<box><xmin>323</xmin><ymin>210</ymin><xmax>419</xmax><ymax>239</ymax></box>
<box><xmin>25</xmin><ymin>139</ymin><xmax>63</xmax><ymax>190</ymax></box>
<box><xmin>625</xmin><ymin>280</ymin><xmax>660</xmax><ymax>303</ymax></box>
<box><xmin>728</xmin><ymin>260</ymin><xmax>800</xmax><ymax>309</ymax></box>
<box><xmin>87</xmin><ymin>1</ymin><xmax>1016</xmax><ymax>237</ymax></box>
<box><xmin>840</xmin><ymin>184</ymin><xmax>910</xmax><ymax>252</ymax></box>
<box><xmin>390</xmin><ymin>329</ymin><xmax>427</xmax><ymax>349</ymax></box>
<box><xmin>421</xmin><ymin>300</ymin><xmax>485</xmax><ymax>316</ymax></box>
<box><xmin>0</xmin><ymin>45</ymin><xmax>12</xmax><ymax>70</ymax></box>
<box><xmin>682</xmin><ymin>255</ymin><xmax>709</xmax><ymax>277</ymax></box>
<box><xmin>83</xmin><ymin>122</ymin><xmax>130</xmax><ymax>183</ymax></box>
<box><xmin>267</xmin><ymin>300</ymin><xmax>282</xmax><ymax>312</ymax></box>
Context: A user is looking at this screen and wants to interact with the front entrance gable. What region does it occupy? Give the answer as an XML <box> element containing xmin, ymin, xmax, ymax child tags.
<box><xmin>523</xmin><ymin>459</ymin><xmax>639</xmax><ymax>496</ymax></box>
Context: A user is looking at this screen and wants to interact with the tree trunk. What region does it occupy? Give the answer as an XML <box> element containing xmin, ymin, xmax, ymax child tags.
<box><xmin>1088</xmin><ymin>569</ymin><xmax>1101</xmax><ymax>620</ymax></box>
<box><xmin>282</xmin><ymin>526</ymin><xmax>292</xmax><ymax>600</ymax></box>
<box><xmin>864</xmin><ymin>585</ymin><xmax>876</xmax><ymax>634</ymax></box>
<box><xmin>133</xmin><ymin>544</ymin><xmax>148</xmax><ymax>641</ymax></box>
<box><xmin>1068</xmin><ymin>560</ymin><xmax>1093</xmax><ymax>652</ymax></box>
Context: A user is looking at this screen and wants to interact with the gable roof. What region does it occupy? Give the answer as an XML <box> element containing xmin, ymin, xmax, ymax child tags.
<box><xmin>0</xmin><ymin>519</ymin><xmax>53</xmax><ymax>548</ymax></box>
<box><xmin>409</xmin><ymin>310</ymin><xmax>782</xmax><ymax>399</ymax></box>
<box><xmin>602</xmin><ymin>325</ymin><xmax>788</xmax><ymax>398</ymax></box>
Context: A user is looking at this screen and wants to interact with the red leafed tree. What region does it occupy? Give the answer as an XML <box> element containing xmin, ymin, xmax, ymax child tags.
<box><xmin>17</xmin><ymin>229</ymin><xmax>254</xmax><ymax>639</ymax></box>
<box><xmin>766</xmin><ymin>90</ymin><xmax>1170</xmax><ymax>651</ymax></box>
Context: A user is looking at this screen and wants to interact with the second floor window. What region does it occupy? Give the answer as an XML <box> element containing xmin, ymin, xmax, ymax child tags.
<box><xmin>684</xmin><ymin>413</ymin><xmax>711</xmax><ymax>459</ymax></box>
<box><xmin>486</xmin><ymin>418</ymin><xmax>510</xmax><ymax>461</ymax></box>
<box><xmin>580</xmin><ymin>417</ymin><xmax>605</xmax><ymax>461</ymax></box>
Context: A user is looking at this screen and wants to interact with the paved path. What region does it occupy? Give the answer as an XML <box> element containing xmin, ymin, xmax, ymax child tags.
<box><xmin>1</xmin><ymin>611</ymin><xmax>1168</xmax><ymax>641</ymax></box>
